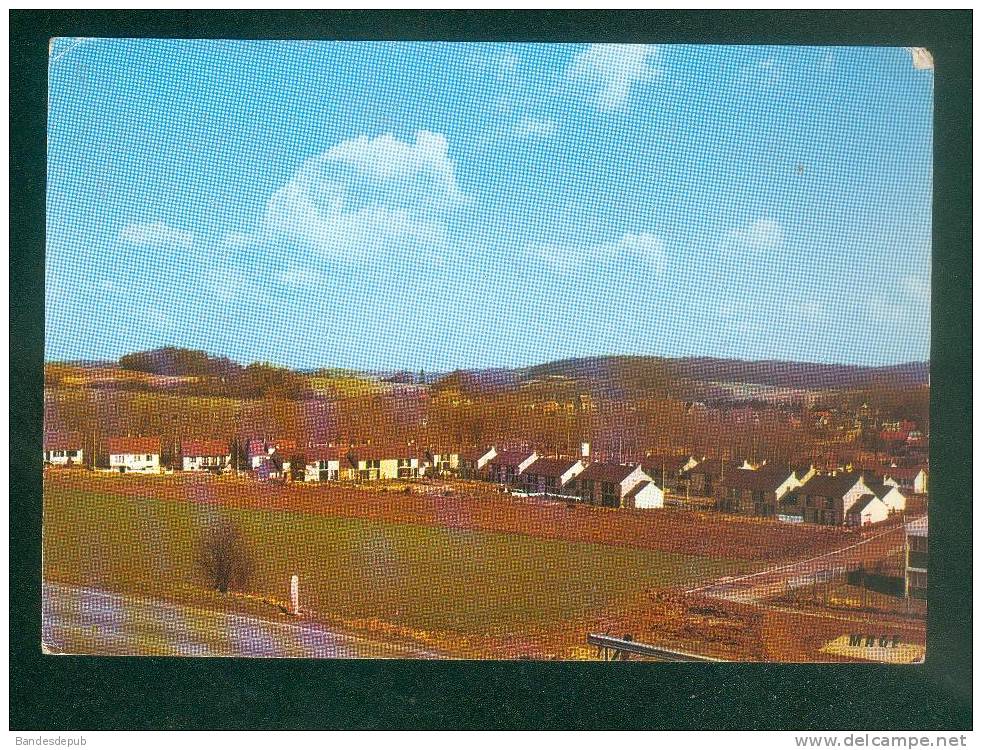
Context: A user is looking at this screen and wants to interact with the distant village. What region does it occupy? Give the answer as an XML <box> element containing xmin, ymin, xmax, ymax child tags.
<box><xmin>43</xmin><ymin>411</ymin><xmax>929</xmax><ymax>532</ymax></box>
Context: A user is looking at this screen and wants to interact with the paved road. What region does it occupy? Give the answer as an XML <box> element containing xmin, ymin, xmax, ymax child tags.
<box><xmin>42</xmin><ymin>582</ymin><xmax>440</xmax><ymax>658</ymax></box>
<box><xmin>684</xmin><ymin>520</ymin><xmax>914</xmax><ymax>605</ymax></box>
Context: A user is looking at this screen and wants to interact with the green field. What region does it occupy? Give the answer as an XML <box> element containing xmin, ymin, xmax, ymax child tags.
<box><xmin>43</xmin><ymin>487</ymin><xmax>749</xmax><ymax>645</ymax></box>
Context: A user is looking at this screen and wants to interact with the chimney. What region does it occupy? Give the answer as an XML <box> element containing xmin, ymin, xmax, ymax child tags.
<box><xmin>290</xmin><ymin>574</ymin><xmax>300</xmax><ymax>616</ymax></box>
<box><xmin>581</xmin><ymin>442</ymin><xmax>591</xmax><ymax>462</ymax></box>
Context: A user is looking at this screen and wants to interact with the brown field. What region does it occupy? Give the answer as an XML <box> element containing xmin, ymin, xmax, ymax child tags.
<box><xmin>44</xmin><ymin>470</ymin><xmax>857</xmax><ymax>562</ymax></box>
<box><xmin>43</xmin><ymin>470</ymin><xmax>924</xmax><ymax>660</ymax></box>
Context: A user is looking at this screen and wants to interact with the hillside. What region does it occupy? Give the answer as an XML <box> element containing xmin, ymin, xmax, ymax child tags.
<box><xmin>520</xmin><ymin>355</ymin><xmax>929</xmax><ymax>392</ymax></box>
<box><xmin>46</xmin><ymin>347</ymin><xmax>929</xmax><ymax>404</ymax></box>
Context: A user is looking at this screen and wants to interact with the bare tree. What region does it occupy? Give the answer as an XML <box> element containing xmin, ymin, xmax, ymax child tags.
<box><xmin>196</xmin><ymin>517</ymin><xmax>254</xmax><ymax>594</ymax></box>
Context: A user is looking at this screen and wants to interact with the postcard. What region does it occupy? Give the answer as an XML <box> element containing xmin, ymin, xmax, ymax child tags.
<box><xmin>42</xmin><ymin>40</ymin><xmax>931</xmax><ymax>661</ymax></box>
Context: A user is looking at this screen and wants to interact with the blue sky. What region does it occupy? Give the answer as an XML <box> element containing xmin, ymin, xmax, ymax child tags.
<box><xmin>46</xmin><ymin>41</ymin><xmax>933</xmax><ymax>371</ymax></box>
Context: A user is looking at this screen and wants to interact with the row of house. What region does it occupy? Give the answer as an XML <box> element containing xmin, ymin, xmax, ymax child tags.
<box><xmin>687</xmin><ymin>458</ymin><xmax>909</xmax><ymax>527</ymax></box>
<box><xmin>460</xmin><ymin>444</ymin><xmax>665</xmax><ymax>509</ymax></box>
<box><xmin>42</xmin><ymin>433</ymin><xmax>921</xmax><ymax>527</ymax></box>
<box><xmin>464</xmin><ymin>445</ymin><xmax>914</xmax><ymax>526</ymax></box>
<box><xmin>41</xmin><ymin>434</ymin><xmax>449</xmax><ymax>481</ymax></box>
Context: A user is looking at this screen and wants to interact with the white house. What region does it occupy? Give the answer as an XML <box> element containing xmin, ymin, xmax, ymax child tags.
<box><xmin>346</xmin><ymin>446</ymin><xmax>422</xmax><ymax>481</ymax></box>
<box><xmin>792</xmin><ymin>473</ymin><xmax>877</xmax><ymax>526</ymax></box>
<box><xmin>304</xmin><ymin>446</ymin><xmax>342</xmax><ymax>482</ymax></box>
<box><xmin>106</xmin><ymin>437</ymin><xmax>161</xmax><ymax>474</ymax></box>
<box><xmin>459</xmin><ymin>446</ymin><xmax>497</xmax><ymax>478</ymax></box>
<box><xmin>624</xmin><ymin>480</ymin><xmax>665</xmax><ymax>509</ymax></box>
<box><xmin>846</xmin><ymin>493</ymin><xmax>890</xmax><ymax>527</ymax></box>
<box><xmin>887</xmin><ymin>466</ymin><xmax>929</xmax><ymax>494</ymax></box>
<box><xmin>247</xmin><ymin>438</ymin><xmax>296</xmax><ymax>470</ymax></box>
<box><xmin>519</xmin><ymin>457</ymin><xmax>585</xmax><ymax>496</ymax></box>
<box><xmin>426</xmin><ymin>450</ymin><xmax>460</xmax><ymax>477</ymax></box>
<box><xmin>485</xmin><ymin>449</ymin><xmax>539</xmax><ymax>484</ymax></box>
<box><xmin>719</xmin><ymin>466</ymin><xmax>801</xmax><ymax>517</ymax></box>
<box><xmin>43</xmin><ymin>433</ymin><xmax>83</xmax><ymax>466</ymax></box>
<box><xmin>181</xmin><ymin>440</ymin><xmax>231</xmax><ymax>472</ymax></box>
<box><xmin>867</xmin><ymin>481</ymin><xmax>907</xmax><ymax>514</ymax></box>
<box><xmin>575</xmin><ymin>462</ymin><xmax>658</xmax><ymax>508</ymax></box>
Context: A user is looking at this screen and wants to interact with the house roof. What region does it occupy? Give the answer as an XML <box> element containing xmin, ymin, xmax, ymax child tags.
<box><xmin>641</xmin><ymin>455</ymin><xmax>690</xmax><ymax>475</ymax></box>
<box><xmin>246</xmin><ymin>438</ymin><xmax>267</xmax><ymax>456</ymax></box>
<box><xmin>106</xmin><ymin>436</ymin><xmax>161</xmax><ymax>455</ymax></box>
<box><xmin>884</xmin><ymin>466</ymin><xmax>927</xmax><ymax>480</ymax></box>
<box><xmin>525</xmin><ymin>457</ymin><xmax>580</xmax><ymax>477</ymax></box>
<box><xmin>578</xmin><ymin>462</ymin><xmax>638</xmax><ymax>484</ymax></box>
<box><xmin>460</xmin><ymin>446</ymin><xmax>495</xmax><ymax>461</ymax></box>
<box><xmin>624</xmin><ymin>480</ymin><xmax>654</xmax><ymax>501</ymax></box>
<box><xmin>304</xmin><ymin>445</ymin><xmax>343</xmax><ymax>462</ymax></box>
<box><xmin>488</xmin><ymin>450</ymin><xmax>536</xmax><ymax>467</ymax></box>
<box><xmin>349</xmin><ymin>445</ymin><xmax>415</xmax><ymax>461</ymax></box>
<box><xmin>798</xmin><ymin>473</ymin><xmax>864</xmax><ymax>498</ymax></box>
<box><xmin>181</xmin><ymin>440</ymin><xmax>230</xmax><ymax>457</ymax></box>
<box><xmin>865</xmin><ymin>481</ymin><xmax>904</xmax><ymax>501</ymax></box>
<box><xmin>722</xmin><ymin>466</ymin><xmax>795</xmax><ymax>493</ymax></box>
<box><xmin>847</xmin><ymin>493</ymin><xmax>882</xmax><ymax>515</ymax></box>
<box><xmin>682</xmin><ymin>459</ymin><xmax>743</xmax><ymax>478</ymax></box>
<box><xmin>44</xmin><ymin>432</ymin><xmax>82</xmax><ymax>451</ymax></box>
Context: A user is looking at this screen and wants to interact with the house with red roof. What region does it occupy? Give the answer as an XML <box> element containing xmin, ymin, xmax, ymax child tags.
<box><xmin>574</xmin><ymin>462</ymin><xmax>664</xmax><ymax>509</ymax></box>
<box><xmin>458</xmin><ymin>446</ymin><xmax>497</xmax><ymax>479</ymax></box>
<box><xmin>845</xmin><ymin>492</ymin><xmax>890</xmax><ymax>527</ymax></box>
<box><xmin>247</xmin><ymin>438</ymin><xmax>296</xmax><ymax>468</ymax></box>
<box><xmin>639</xmin><ymin>454</ymin><xmax>699</xmax><ymax>491</ymax></box>
<box><xmin>718</xmin><ymin>466</ymin><xmax>800</xmax><ymax>518</ymax></box>
<box><xmin>346</xmin><ymin>445</ymin><xmax>422</xmax><ymax>480</ymax></box>
<box><xmin>782</xmin><ymin>473</ymin><xmax>880</xmax><ymax>526</ymax></box>
<box><xmin>106</xmin><ymin>436</ymin><xmax>161</xmax><ymax>474</ymax></box>
<box><xmin>885</xmin><ymin>465</ymin><xmax>929</xmax><ymax>494</ymax></box>
<box><xmin>181</xmin><ymin>440</ymin><xmax>231</xmax><ymax>472</ymax></box>
<box><xmin>485</xmin><ymin>449</ymin><xmax>538</xmax><ymax>484</ymax></box>
<box><xmin>517</xmin><ymin>457</ymin><xmax>585</xmax><ymax>497</ymax></box>
<box><xmin>424</xmin><ymin>449</ymin><xmax>460</xmax><ymax>477</ymax></box>
<box><xmin>302</xmin><ymin>445</ymin><xmax>344</xmax><ymax>482</ymax></box>
<box><xmin>43</xmin><ymin>432</ymin><xmax>84</xmax><ymax>466</ymax></box>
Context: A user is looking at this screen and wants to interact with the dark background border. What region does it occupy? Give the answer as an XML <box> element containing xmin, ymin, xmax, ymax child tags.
<box><xmin>10</xmin><ymin>10</ymin><xmax>972</xmax><ymax>731</ymax></box>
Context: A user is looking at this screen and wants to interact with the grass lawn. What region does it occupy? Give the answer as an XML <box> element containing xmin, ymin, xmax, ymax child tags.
<box><xmin>43</xmin><ymin>485</ymin><xmax>752</xmax><ymax>644</ymax></box>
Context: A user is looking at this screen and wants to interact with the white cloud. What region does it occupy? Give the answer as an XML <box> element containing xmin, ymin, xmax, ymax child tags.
<box><xmin>566</xmin><ymin>44</ymin><xmax>660</xmax><ymax>111</ymax></box>
<box><xmin>119</xmin><ymin>221</ymin><xmax>193</xmax><ymax>250</ymax></box>
<box><xmin>232</xmin><ymin>130</ymin><xmax>465</xmax><ymax>263</ymax></box>
<box><xmin>532</xmin><ymin>231</ymin><xmax>667</xmax><ymax>274</ymax></box>
<box><xmin>321</xmin><ymin>130</ymin><xmax>463</xmax><ymax>206</ymax></box>
<box><xmin>721</xmin><ymin>217</ymin><xmax>784</xmax><ymax>255</ymax></box>
<box><xmin>512</xmin><ymin>116</ymin><xmax>557</xmax><ymax>139</ymax></box>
